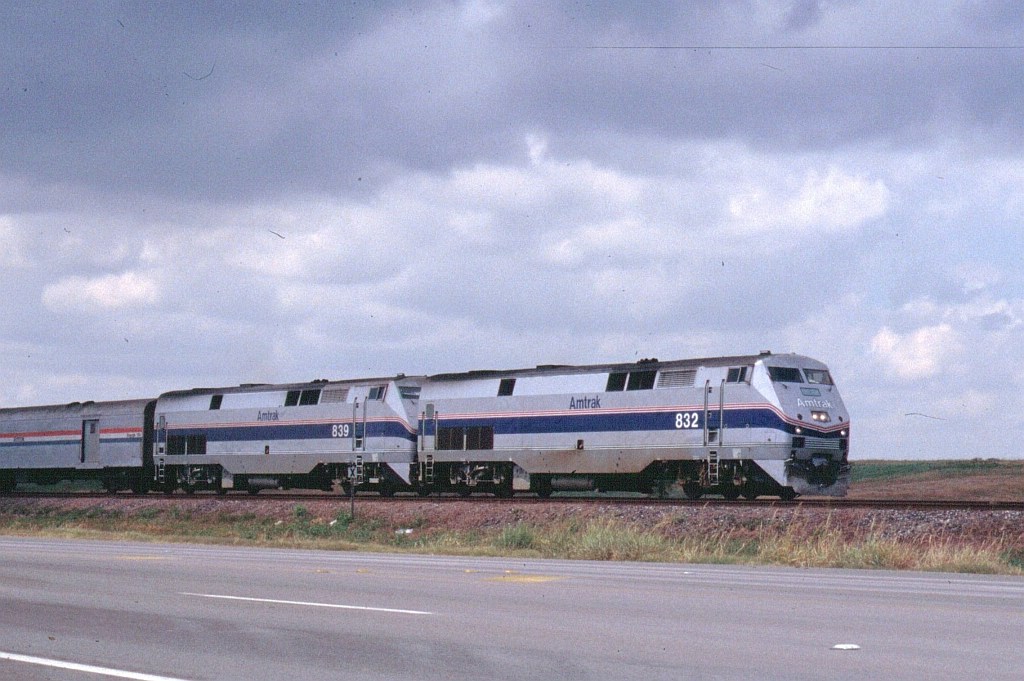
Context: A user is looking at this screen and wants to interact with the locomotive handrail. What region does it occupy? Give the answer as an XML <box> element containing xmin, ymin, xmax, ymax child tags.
<box><xmin>719</xmin><ymin>378</ymin><xmax>726</xmax><ymax>446</ymax></box>
<box><xmin>362</xmin><ymin>398</ymin><xmax>368</xmax><ymax>451</ymax></box>
<box><xmin>703</xmin><ymin>380</ymin><xmax>710</xmax><ymax>446</ymax></box>
<box><xmin>352</xmin><ymin>399</ymin><xmax>359</xmax><ymax>452</ymax></box>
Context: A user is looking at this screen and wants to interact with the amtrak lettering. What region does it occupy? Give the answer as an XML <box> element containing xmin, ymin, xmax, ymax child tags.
<box><xmin>256</xmin><ymin>409</ymin><xmax>280</xmax><ymax>421</ymax></box>
<box><xmin>569</xmin><ymin>396</ymin><xmax>601</xmax><ymax>409</ymax></box>
<box><xmin>796</xmin><ymin>398</ymin><xmax>834</xmax><ymax>409</ymax></box>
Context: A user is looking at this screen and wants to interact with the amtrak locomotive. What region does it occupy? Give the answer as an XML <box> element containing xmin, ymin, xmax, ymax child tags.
<box><xmin>0</xmin><ymin>352</ymin><xmax>850</xmax><ymax>499</ymax></box>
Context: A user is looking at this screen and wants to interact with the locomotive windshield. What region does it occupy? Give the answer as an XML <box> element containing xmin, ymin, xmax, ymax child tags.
<box><xmin>804</xmin><ymin>369</ymin><xmax>833</xmax><ymax>385</ymax></box>
<box><xmin>767</xmin><ymin>366</ymin><xmax>803</xmax><ymax>383</ymax></box>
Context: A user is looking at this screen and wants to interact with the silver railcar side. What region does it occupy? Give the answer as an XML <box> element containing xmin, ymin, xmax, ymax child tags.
<box><xmin>411</xmin><ymin>352</ymin><xmax>849</xmax><ymax>499</ymax></box>
<box><xmin>151</xmin><ymin>377</ymin><xmax>420</xmax><ymax>494</ymax></box>
<box><xmin>0</xmin><ymin>399</ymin><xmax>155</xmax><ymax>493</ymax></box>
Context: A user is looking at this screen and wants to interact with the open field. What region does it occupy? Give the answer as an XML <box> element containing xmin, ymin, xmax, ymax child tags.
<box><xmin>848</xmin><ymin>458</ymin><xmax>1024</xmax><ymax>501</ymax></box>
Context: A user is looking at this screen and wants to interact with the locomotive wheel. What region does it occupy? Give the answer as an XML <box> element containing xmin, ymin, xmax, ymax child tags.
<box><xmin>779</xmin><ymin>487</ymin><xmax>798</xmax><ymax>501</ymax></box>
<box><xmin>682</xmin><ymin>481</ymin><xmax>703</xmax><ymax>500</ymax></box>
<box><xmin>532</xmin><ymin>476</ymin><xmax>553</xmax><ymax>498</ymax></box>
<box><xmin>720</xmin><ymin>486</ymin><xmax>741</xmax><ymax>500</ymax></box>
<box><xmin>742</xmin><ymin>491</ymin><xmax>759</xmax><ymax>500</ymax></box>
<box><xmin>416</xmin><ymin>486</ymin><xmax>432</xmax><ymax>497</ymax></box>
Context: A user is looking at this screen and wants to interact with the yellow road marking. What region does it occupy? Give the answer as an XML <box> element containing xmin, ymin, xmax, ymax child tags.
<box><xmin>485</xmin><ymin>573</ymin><xmax>564</xmax><ymax>584</ymax></box>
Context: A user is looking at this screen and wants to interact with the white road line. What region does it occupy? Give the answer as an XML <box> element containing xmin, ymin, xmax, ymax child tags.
<box><xmin>181</xmin><ymin>592</ymin><xmax>433</xmax><ymax>615</ymax></box>
<box><xmin>0</xmin><ymin>651</ymin><xmax>191</xmax><ymax>681</ymax></box>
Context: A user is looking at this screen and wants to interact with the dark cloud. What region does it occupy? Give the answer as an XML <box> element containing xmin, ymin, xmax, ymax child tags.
<box><xmin>784</xmin><ymin>0</ymin><xmax>824</xmax><ymax>32</ymax></box>
<box><xmin>4</xmin><ymin>2</ymin><xmax>1024</xmax><ymax>204</ymax></box>
<box><xmin>961</xmin><ymin>0</ymin><xmax>1024</xmax><ymax>32</ymax></box>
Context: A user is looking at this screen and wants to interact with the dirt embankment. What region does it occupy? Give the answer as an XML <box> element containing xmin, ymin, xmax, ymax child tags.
<box><xmin>3</xmin><ymin>495</ymin><xmax>1022</xmax><ymax>551</ymax></box>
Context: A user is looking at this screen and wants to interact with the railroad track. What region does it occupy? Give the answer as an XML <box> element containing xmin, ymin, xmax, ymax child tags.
<box><xmin>4</xmin><ymin>491</ymin><xmax>1023</xmax><ymax>512</ymax></box>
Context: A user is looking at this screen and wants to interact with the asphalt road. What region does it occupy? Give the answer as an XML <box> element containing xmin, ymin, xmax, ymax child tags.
<box><xmin>0</xmin><ymin>537</ymin><xmax>1022</xmax><ymax>680</ymax></box>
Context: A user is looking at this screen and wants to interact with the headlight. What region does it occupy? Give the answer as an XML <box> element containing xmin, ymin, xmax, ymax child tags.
<box><xmin>811</xmin><ymin>411</ymin><xmax>831</xmax><ymax>423</ymax></box>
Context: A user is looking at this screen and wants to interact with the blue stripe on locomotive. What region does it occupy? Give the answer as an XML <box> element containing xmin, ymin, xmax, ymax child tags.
<box><xmin>158</xmin><ymin>408</ymin><xmax>842</xmax><ymax>445</ymax></box>
<box><xmin>160</xmin><ymin>421</ymin><xmax>417</xmax><ymax>444</ymax></box>
<box><xmin>424</xmin><ymin>407</ymin><xmax>842</xmax><ymax>439</ymax></box>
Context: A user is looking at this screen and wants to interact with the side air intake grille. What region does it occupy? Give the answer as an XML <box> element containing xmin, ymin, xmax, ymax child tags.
<box><xmin>657</xmin><ymin>369</ymin><xmax>696</xmax><ymax>389</ymax></box>
<box><xmin>320</xmin><ymin>388</ymin><xmax>350</xmax><ymax>404</ymax></box>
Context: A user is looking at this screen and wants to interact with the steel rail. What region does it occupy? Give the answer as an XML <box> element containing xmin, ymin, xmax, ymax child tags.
<box><xmin>3</xmin><ymin>491</ymin><xmax>1023</xmax><ymax>512</ymax></box>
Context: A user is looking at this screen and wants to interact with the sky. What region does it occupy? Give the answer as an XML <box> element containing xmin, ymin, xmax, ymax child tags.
<box><xmin>2</xmin><ymin>1</ymin><xmax>1023</xmax><ymax>460</ymax></box>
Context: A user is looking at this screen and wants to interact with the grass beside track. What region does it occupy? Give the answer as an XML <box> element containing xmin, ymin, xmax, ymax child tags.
<box><xmin>1</xmin><ymin>499</ymin><xmax>1022</xmax><ymax>575</ymax></box>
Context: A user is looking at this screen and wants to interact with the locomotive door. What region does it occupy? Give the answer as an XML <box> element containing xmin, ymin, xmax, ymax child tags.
<box><xmin>81</xmin><ymin>419</ymin><xmax>100</xmax><ymax>464</ymax></box>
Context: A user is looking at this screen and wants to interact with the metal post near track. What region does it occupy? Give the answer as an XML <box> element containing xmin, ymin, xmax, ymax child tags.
<box><xmin>348</xmin><ymin>462</ymin><xmax>356</xmax><ymax>519</ymax></box>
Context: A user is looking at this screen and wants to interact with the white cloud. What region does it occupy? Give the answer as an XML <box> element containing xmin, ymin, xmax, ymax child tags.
<box><xmin>869</xmin><ymin>323</ymin><xmax>960</xmax><ymax>380</ymax></box>
<box><xmin>728</xmin><ymin>167</ymin><xmax>890</xmax><ymax>234</ymax></box>
<box><xmin>947</xmin><ymin>297</ymin><xmax>1023</xmax><ymax>331</ymax></box>
<box><xmin>956</xmin><ymin>262</ymin><xmax>1004</xmax><ymax>293</ymax></box>
<box><xmin>0</xmin><ymin>216</ymin><xmax>28</xmax><ymax>267</ymax></box>
<box><xmin>459</xmin><ymin>0</ymin><xmax>506</xmax><ymax>28</ymax></box>
<box><xmin>540</xmin><ymin>218</ymin><xmax>678</xmax><ymax>268</ymax></box>
<box><xmin>446</xmin><ymin>156</ymin><xmax>643</xmax><ymax>215</ymax></box>
<box><xmin>42</xmin><ymin>271</ymin><xmax>161</xmax><ymax>312</ymax></box>
<box><xmin>527</xmin><ymin>134</ymin><xmax>548</xmax><ymax>165</ymax></box>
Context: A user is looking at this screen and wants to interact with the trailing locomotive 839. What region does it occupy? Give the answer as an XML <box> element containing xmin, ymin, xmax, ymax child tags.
<box><xmin>0</xmin><ymin>352</ymin><xmax>850</xmax><ymax>499</ymax></box>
